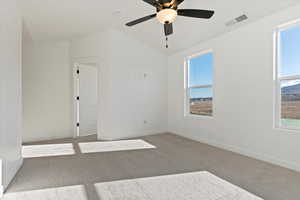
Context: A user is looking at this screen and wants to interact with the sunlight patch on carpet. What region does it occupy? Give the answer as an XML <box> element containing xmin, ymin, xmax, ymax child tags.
<box><xmin>3</xmin><ymin>185</ymin><xmax>88</xmax><ymax>200</ymax></box>
<box><xmin>22</xmin><ymin>143</ymin><xmax>75</xmax><ymax>158</ymax></box>
<box><xmin>79</xmin><ymin>139</ymin><xmax>156</xmax><ymax>153</ymax></box>
<box><xmin>94</xmin><ymin>171</ymin><xmax>263</xmax><ymax>200</ymax></box>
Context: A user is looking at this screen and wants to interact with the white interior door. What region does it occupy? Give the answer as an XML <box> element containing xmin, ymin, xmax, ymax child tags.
<box><xmin>79</xmin><ymin>64</ymin><xmax>98</xmax><ymax>136</ymax></box>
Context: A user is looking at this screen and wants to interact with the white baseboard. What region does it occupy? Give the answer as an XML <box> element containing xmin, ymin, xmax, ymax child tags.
<box><xmin>98</xmin><ymin>130</ymin><xmax>166</xmax><ymax>141</ymax></box>
<box><xmin>171</xmin><ymin>132</ymin><xmax>300</xmax><ymax>172</ymax></box>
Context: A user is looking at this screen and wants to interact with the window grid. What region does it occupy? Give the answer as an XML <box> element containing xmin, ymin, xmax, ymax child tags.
<box><xmin>275</xmin><ymin>21</ymin><xmax>300</xmax><ymax>130</ymax></box>
<box><xmin>185</xmin><ymin>50</ymin><xmax>214</xmax><ymax>117</ymax></box>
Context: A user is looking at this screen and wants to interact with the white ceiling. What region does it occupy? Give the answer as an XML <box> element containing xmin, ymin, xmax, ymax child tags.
<box><xmin>19</xmin><ymin>0</ymin><xmax>299</xmax><ymax>54</ymax></box>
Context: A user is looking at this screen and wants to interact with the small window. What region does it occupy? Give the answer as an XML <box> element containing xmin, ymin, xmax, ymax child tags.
<box><xmin>185</xmin><ymin>51</ymin><xmax>214</xmax><ymax>116</ymax></box>
<box><xmin>275</xmin><ymin>22</ymin><xmax>300</xmax><ymax>129</ymax></box>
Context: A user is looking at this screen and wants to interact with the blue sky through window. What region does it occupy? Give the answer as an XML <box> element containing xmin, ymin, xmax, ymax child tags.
<box><xmin>280</xmin><ymin>24</ymin><xmax>300</xmax><ymax>77</ymax></box>
<box><xmin>190</xmin><ymin>88</ymin><xmax>213</xmax><ymax>99</ymax></box>
<box><xmin>189</xmin><ymin>53</ymin><xmax>213</xmax><ymax>98</ymax></box>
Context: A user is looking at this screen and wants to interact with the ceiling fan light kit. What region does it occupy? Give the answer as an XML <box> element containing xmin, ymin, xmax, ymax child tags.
<box><xmin>126</xmin><ymin>0</ymin><xmax>215</xmax><ymax>48</ymax></box>
<box><xmin>157</xmin><ymin>8</ymin><xmax>177</xmax><ymax>24</ymax></box>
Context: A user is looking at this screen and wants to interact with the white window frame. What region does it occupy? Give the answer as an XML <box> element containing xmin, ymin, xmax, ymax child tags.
<box><xmin>184</xmin><ymin>49</ymin><xmax>214</xmax><ymax>118</ymax></box>
<box><xmin>274</xmin><ymin>19</ymin><xmax>300</xmax><ymax>131</ymax></box>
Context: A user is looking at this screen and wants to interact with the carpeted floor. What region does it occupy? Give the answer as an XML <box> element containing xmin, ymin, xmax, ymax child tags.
<box><xmin>5</xmin><ymin>133</ymin><xmax>300</xmax><ymax>200</ymax></box>
<box><xmin>94</xmin><ymin>171</ymin><xmax>263</xmax><ymax>200</ymax></box>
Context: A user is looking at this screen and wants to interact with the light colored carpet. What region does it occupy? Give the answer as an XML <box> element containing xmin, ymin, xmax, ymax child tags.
<box><xmin>22</xmin><ymin>143</ymin><xmax>75</xmax><ymax>158</ymax></box>
<box><xmin>4</xmin><ymin>172</ymin><xmax>263</xmax><ymax>200</ymax></box>
<box><xmin>78</xmin><ymin>139</ymin><xmax>156</xmax><ymax>153</ymax></box>
<box><xmin>3</xmin><ymin>185</ymin><xmax>88</xmax><ymax>200</ymax></box>
<box><xmin>95</xmin><ymin>171</ymin><xmax>263</xmax><ymax>200</ymax></box>
<box><xmin>8</xmin><ymin>134</ymin><xmax>300</xmax><ymax>199</ymax></box>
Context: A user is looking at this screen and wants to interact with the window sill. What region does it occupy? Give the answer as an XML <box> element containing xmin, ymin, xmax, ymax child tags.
<box><xmin>273</xmin><ymin>126</ymin><xmax>300</xmax><ymax>133</ymax></box>
<box><xmin>184</xmin><ymin>114</ymin><xmax>214</xmax><ymax>120</ymax></box>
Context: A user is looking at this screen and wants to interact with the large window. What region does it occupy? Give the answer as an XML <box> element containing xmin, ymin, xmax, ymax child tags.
<box><xmin>185</xmin><ymin>51</ymin><xmax>214</xmax><ymax>116</ymax></box>
<box><xmin>275</xmin><ymin>22</ymin><xmax>300</xmax><ymax>129</ymax></box>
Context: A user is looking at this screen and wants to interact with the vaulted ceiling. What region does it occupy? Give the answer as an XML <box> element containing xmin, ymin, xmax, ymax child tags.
<box><xmin>19</xmin><ymin>0</ymin><xmax>299</xmax><ymax>54</ymax></box>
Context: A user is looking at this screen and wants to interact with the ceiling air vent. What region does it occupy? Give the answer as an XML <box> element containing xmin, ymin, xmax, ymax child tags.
<box><xmin>226</xmin><ymin>14</ymin><xmax>248</xmax><ymax>26</ymax></box>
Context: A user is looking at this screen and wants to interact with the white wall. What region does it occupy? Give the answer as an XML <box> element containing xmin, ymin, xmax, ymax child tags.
<box><xmin>106</xmin><ymin>29</ymin><xmax>167</xmax><ymax>139</ymax></box>
<box><xmin>0</xmin><ymin>0</ymin><xmax>23</xmax><ymax>193</ymax></box>
<box><xmin>71</xmin><ymin>29</ymin><xmax>168</xmax><ymax>140</ymax></box>
<box><xmin>168</xmin><ymin>4</ymin><xmax>300</xmax><ymax>172</ymax></box>
<box><xmin>22</xmin><ymin>41</ymin><xmax>73</xmax><ymax>142</ymax></box>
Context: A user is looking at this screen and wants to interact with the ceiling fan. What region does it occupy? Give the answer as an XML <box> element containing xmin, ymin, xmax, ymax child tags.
<box><xmin>126</xmin><ymin>0</ymin><xmax>215</xmax><ymax>48</ymax></box>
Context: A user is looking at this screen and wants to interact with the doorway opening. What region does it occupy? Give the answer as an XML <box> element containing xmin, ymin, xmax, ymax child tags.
<box><xmin>74</xmin><ymin>62</ymin><xmax>98</xmax><ymax>138</ymax></box>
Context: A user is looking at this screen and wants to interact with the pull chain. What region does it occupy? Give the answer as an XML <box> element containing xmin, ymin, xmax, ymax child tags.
<box><xmin>165</xmin><ymin>37</ymin><xmax>169</xmax><ymax>48</ymax></box>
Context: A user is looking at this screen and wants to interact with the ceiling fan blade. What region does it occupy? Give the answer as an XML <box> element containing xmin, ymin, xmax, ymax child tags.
<box><xmin>160</xmin><ymin>0</ymin><xmax>171</xmax><ymax>3</ymax></box>
<box><xmin>173</xmin><ymin>0</ymin><xmax>184</xmax><ymax>6</ymax></box>
<box><xmin>177</xmin><ymin>9</ymin><xmax>214</xmax><ymax>19</ymax></box>
<box><xmin>126</xmin><ymin>14</ymin><xmax>157</xmax><ymax>26</ymax></box>
<box><xmin>142</xmin><ymin>0</ymin><xmax>161</xmax><ymax>8</ymax></box>
<box><xmin>164</xmin><ymin>23</ymin><xmax>173</xmax><ymax>36</ymax></box>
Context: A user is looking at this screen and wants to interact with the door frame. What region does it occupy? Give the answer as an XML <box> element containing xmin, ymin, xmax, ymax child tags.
<box><xmin>72</xmin><ymin>57</ymin><xmax>101</xmax><ymax>138</ymax></box>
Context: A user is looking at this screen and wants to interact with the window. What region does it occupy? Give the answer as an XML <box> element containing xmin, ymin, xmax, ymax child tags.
<box><xmin>275</xmin><ymin>21</ymin><xmax>300</xmax><ymax>129</ymax></box>
<box><xmin>185</xmin><ymin>51</ymin><xmax>214</xmax><ymax>116</ymax></box>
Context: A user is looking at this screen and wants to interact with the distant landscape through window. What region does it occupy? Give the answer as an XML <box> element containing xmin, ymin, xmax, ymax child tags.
<box><xmin>278</xmin><ymin>23</ymin><xmax>300</xmax><ymax>129</ymax></box>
